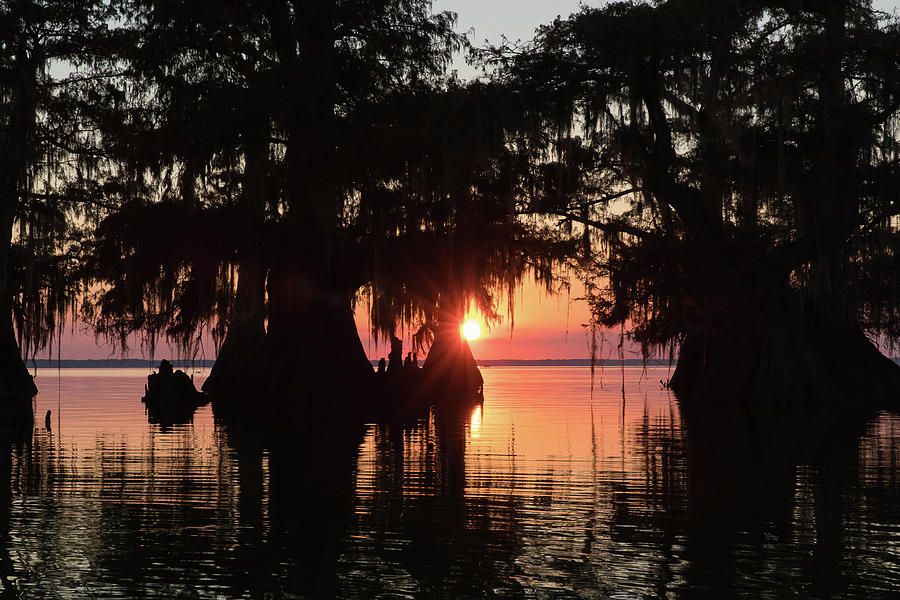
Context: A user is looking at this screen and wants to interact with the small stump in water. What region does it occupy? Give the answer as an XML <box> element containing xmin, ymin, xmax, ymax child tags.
<box><xmin>143</xmin><ymin>359</ymin><xmax>207</xmax><ymax>408</ymax></box>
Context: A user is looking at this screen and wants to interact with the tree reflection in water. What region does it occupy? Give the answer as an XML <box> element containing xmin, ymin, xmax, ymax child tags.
<box><xmin>0</xmin><ymin>431</ymin><xmax>27</xmax><ymax>597</ymax></box>
<box><xmin>610</xmin><ymin>401</ymin><xmax>900</xmax><ymax>599</ymax></box>
<box><xmin>145</xmin><ymin>401</ymin><xmax>201</xmax><ymax>431</ymax></box>
<box><xmin>344</xmin><ymin>397</ymin><xmax>524</xmax><ymax>598</ymax></box>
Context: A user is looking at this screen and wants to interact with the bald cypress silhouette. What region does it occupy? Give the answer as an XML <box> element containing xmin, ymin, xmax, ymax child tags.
<box><xmin>84</xmin><ymin>1</ymin><xmax>274</xmax><ymax>373</ymax></box>
<box><xmin>500</xmin><ymin>0</ymin><xmax>900</xmax><ymax>405</ymax></box>
<box><xmin>84</xmin><ymin>1</ymin><xmax>498</xmax><ymax>406</ymax></box>
<box><xmin>244</xmin><ymin>0</ymin><xmax>465</xmax><ymax>404</ymax></box>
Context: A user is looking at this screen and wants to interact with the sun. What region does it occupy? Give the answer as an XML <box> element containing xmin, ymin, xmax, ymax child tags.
<box><xmin>461</xmin><ymin>321</ymin><xmax>481</xmax><ymax>341</ymax></box>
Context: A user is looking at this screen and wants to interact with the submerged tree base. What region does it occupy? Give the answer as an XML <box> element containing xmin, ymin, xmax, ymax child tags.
<box><xmin>206</xmin><ymin>275</ymin><xmax>486</xmax><ymax>420</ymax></box>
<box><xmin>252</xmin><ymin>277</ymin><xmax>373</xmax><ymax>412</ymax></box>
<box><xmin>0</xmin><ymin>373</ymin><xmax>36</xmax><ymax>428</ymax></box>
<box><xmin>202</xmin><ymin>256</ymin><xmax>267</xmax><ymax>398</ymax></box>
<box><xmin>0</xmin><ymin>331</ymin><xmax>37</xmax><ymax>428</ymax></box>
<box><xmin>421</xmin><ymin>324</ymin><xmax>484</xmax><ymax>402</ymax></box>
<box><xmin>670</xmin><ymin>311</ymin><xmax>900</xmax><ymax>408</ymax></box>
<box><xmin>202</xmin><ymin>322</ymin><xmax>266</xmax><ymax>398</ymax></box>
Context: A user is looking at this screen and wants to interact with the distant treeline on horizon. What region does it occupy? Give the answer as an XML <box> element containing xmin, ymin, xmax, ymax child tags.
<box><xmin>29</xmin><ymin>357</ymin><xmax>900</xmax><ymax>369</ymax></box>
<box><xmin>30</xmin><ymin>358</ymin><xmax>681</xmax><ymax>369</ymax></box>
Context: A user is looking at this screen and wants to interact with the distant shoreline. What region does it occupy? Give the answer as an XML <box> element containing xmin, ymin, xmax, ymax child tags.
<box><xmin>26</xmin><ymin>358</ymin><xmax>675</xmax><ymax>368</ymax></box>
<box><xmin>475</xmin><ymin>358</ymin><xmax>675</xmax><ymax>367</ymax></box>
<box><xmin>27</xmin><ymin>357</ymin><xmax>900</xmax><ymax>369</ymax></box>
<box><xmin>27</xmin><ymin>359</ymin><xmax>214</xmax><ymax>369</ymax></box>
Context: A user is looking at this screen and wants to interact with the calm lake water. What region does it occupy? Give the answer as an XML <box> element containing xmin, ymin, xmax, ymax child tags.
<box><xmin>1</xmin><ymin>366</ymin><xmax>897</xmax><ymax>598</ymax></box>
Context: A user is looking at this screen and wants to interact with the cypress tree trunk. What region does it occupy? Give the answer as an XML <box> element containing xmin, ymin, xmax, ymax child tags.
<box><xmin>203</xmin><ymin>120</ymin><xmax>271</xmax><ymax>399</ymax></box>
<box><xmin>0</xmin><ymin>328</ymin><xmax>35</xmax><ymax>426</ymax></box>
<box><xmin>0</xmin><ymin>48</ymin><xmax>36</xmax><ymax>426</ymax></box>
<box><xmin>202</xmin><ymin>256</ymin><xmax>267</xmax><ymax>398</ymax></box>
<box><xmin>0</xmin><ymin>205</ymin><xmax>35</xmax><ymax>426</ymax></box>
<box><xmin>669</xmin><ymin>281</ymin><xmax>900</xmax><ymax>407</ymax></box>
<box><xmin>251</xmin><ymin>1</ymin><xmax>374</xmax><ymax>412</ymax></box>
<box><xmin>256</xmin><ymin>259</ymin><xmax>372</xmax><ymax>410</ymax></box>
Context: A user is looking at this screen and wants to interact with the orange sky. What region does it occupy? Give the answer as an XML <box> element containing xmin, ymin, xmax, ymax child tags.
<box><xmin>54</xmin><ymin>277</ymin><xmax>610</xmax><ymax>361</ymax></box>
<box><xmin>357</xmin><ymin>277</ymin><xmax>595</xmax><ymax>362</ymax></box>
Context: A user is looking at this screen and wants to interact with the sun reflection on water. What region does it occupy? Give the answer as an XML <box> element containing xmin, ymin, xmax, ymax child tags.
<box><xmin>470</xmin><ymin>404</ymin><xmax>482</xmax><ymax>438</ymax></box>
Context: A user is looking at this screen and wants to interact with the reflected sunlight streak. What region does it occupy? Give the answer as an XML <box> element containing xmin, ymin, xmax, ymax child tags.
<box><xmin>470</xmin><ymin>404</ymin><xmax>482</xmax><ymax>438</ymax></box>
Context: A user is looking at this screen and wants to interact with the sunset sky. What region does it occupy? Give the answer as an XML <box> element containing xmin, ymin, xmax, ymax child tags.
<box><xmin>56</xmin><ymin>0</ymin><xmax>900</xmax><ymax>361</ymax></box>
<box><xmin>359</xmin><ymin>277</ymin><xmax>598</xmax><ymax>362</ymax></box>
<box><xmin>59</xmin><ymin>277</ymin><xmax>598</xmax><ymax>361</ymax></box>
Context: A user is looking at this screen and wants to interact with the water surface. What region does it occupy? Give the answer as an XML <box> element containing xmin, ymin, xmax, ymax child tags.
<box><xmin>1</xmin><ymin>366</ymin><xmax>896</xmax><ymax>598</ymax></box>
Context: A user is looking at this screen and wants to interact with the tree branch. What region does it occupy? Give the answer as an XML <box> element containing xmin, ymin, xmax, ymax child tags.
<box><xmin>581</xmin><ymin>187</ymin><xmax>642</xmax><ymax>208</ymax></box>
<box><xmin>22</xmin><ymin>191</ymin><xmax>119</xmax><ymax>212</ymax></box>
<box><xmin>545</xmin><ymin>210</ymin><xmax>652</xmax><ymax>239</ymax></box>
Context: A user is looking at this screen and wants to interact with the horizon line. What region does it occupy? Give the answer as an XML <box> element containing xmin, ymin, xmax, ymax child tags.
<box><xmin>28</xmin><ymin>357</ymin><xmax>678</xmax><ymax>368</ymax></box>
<box><xmin>27</xmin><ymin>357</ymin><xmax>900</xmax><ymax>368</ymax></box>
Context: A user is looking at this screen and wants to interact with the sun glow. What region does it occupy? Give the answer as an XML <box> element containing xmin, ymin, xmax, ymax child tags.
<box><xmin>461</xmin><ymin>321</ymin><xmax>481</xmax><ymax>341</ymax></box>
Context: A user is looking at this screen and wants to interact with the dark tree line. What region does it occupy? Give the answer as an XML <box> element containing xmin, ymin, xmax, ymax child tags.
<box><xmin>2</xmin><ymin>0</ymin><xmax>900</xmax><ymax>423</ymax></box>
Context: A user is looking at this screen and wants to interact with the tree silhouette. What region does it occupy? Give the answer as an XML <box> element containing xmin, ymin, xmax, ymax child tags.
<box><xmin>0</xmin><ymin>0</ymin><xmax>117</xmax><ymax>422</ymax></box>
<box><xmin>81</xmin><ymin>0</ymin><xmax>577</xmax><ymax>408</ymax></box>
<box><xmin>250</xmin><ymin>0</ymin><xmax>465</xmax><ymax>403</ymax></box>
<box><xmin>349</xmin><ymin>82</ymin><xmax>573</xmax><ymax>396</ymax></box>
<box><xmin>83</xmin><ymin>1</ymin><xmax>496</xmax><ymax>405</ymax></box>
<box><xmin>83</xmin><ymin>0</ymin><xmax>276</xmax><ymax>393</ymax></box>
<box><xmin>500</xmin><ymin>0</ymin><xmax>900</xmax><ymax>405</ymax></box>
